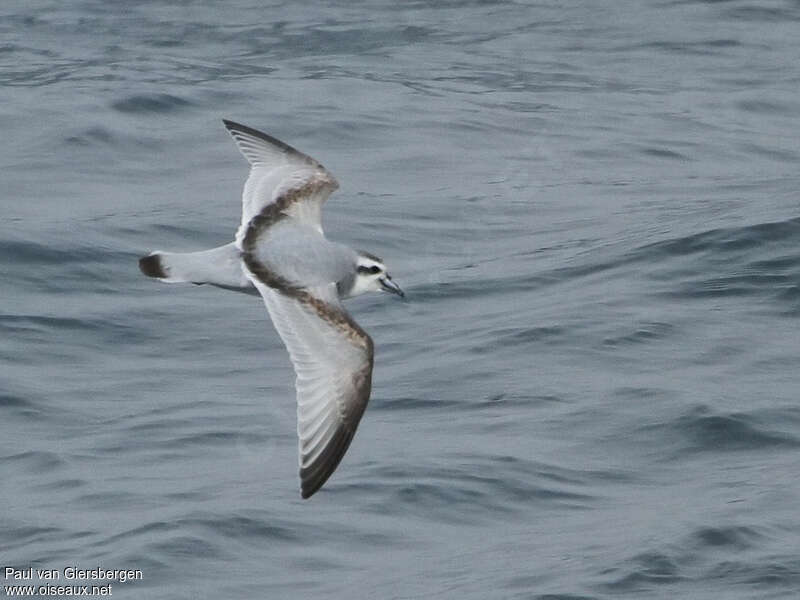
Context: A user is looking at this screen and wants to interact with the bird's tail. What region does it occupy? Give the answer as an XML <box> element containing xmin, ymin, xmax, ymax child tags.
<box><xmin>138</xmin><ymin>242</ymin><xmax>255</xmax><ymax>293</ymax></box>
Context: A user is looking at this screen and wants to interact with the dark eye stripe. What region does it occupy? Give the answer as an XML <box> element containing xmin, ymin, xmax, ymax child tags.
<box><xmin>357</xmin><ymin>265</ymin><xmax>381</xmax><ymax>275</ymax></box>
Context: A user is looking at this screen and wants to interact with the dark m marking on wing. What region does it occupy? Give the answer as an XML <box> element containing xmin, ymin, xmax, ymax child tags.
<box><xmin>239</xmin><ymin>177</ymin><xmax>375</xmax><ymax>499</ymax></box>
<box><xmin>240</xmin><ymin>176</ymin><xmax>372</xmax><ymax>351</ymax></box>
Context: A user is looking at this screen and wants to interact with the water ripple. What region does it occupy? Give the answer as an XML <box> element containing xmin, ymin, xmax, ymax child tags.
<box><xmin>638</xmin><ymin>405</ymin><xmax>800</xmax><ymax>458</ymax></box>
<box><xmin>110</xmin><ymin>93</ymin><xmax>193</xmax><ymax>114</ymax></box>
<box><xmin>598</xmin><ymin>524</ymin><xmax>799</xmax><ymax>595</ymax></box>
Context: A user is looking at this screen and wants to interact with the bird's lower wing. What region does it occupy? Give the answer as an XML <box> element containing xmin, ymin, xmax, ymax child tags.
<box><xmin>251</xmin><ymin>280</ymin><xmax>374</xmax><ymax>499</ymax></box>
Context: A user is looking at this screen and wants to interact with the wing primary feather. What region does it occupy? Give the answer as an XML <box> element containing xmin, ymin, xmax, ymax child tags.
<box><xmin>299</xmin><ymin>403</ymin><xmax>336</xmax><ymax>443</ymax></box>
<box><xmin>300</xmin><ymin>427</ymin><xmax>355</xmax><ymax>499</ymax></box>
<box><xmin>222</xmin><ymin>119</ymin><xmax>317</xmax><ymax>166</ymax></box>
<box><xmin>301</xmin><ymin>412</ymin><xmax>339</xmax><ymax>459</ymax></box>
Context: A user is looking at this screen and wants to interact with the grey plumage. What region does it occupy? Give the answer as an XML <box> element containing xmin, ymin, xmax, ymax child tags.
<box><xmin>138</xmin><ymin>119</ymin><xmax>403</xmax><ymax>499</ymax></box>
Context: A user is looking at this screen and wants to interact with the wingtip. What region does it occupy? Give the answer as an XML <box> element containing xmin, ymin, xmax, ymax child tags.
<box><xmin>298</xmin><ymin>427</ymin><xmax>355</xmax><ymax>500</ymax></box>
<box><xmin>220</xmin><ymin>118</ymin><xmax>313</xmax><ymax>164</ymax></box>
<box><xmin>222</xmin><ymin>118</ymin><xmax>260</xmax><ymax>138</ymax></box>
<box><xmin>139</xmin><ymin>253</ymin><xmax>167</xmax><ymax>279</ymax></box>
<box><xmin>300</xmin><ymin>471</ymin><xmax>326</xmax><ymax>499</ymax></box>
<box><xmin>222</xmin><ymin>118</ymin><xmax>255</xmax><ymax>137</ymax></box>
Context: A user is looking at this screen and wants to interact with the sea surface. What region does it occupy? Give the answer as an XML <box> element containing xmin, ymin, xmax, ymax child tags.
<box><xmin>2</xmin><ymin>1</ymin><xmax>800</xmax><ymax>598</ymax></box>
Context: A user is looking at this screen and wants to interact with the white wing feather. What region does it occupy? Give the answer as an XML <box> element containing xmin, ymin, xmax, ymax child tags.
<box><xmin>222</xmin><ymin>120</ymin><xmax>338</xmax><ymax>244</ymax></box>
<box><xmin>250</xmin><ymin>279</ymin><xmax>373</xmax><ymax>498</ymax></box>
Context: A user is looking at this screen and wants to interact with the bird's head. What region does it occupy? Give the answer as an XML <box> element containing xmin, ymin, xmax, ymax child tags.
<box><xmin>346</xmin><ymin>252</ymin><xmax>404</xmax><ymax>298</ymax></box>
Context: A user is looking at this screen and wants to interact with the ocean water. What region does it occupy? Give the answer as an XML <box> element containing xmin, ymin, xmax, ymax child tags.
<box><xmin>2</xmin><ymin>0</ymin><xmax>800</xmax><ymax>598</ymax></box>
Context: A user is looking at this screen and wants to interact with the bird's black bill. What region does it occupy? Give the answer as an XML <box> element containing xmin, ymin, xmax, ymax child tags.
<box><xmin>380</xmin><ymin>278</ymin><xmax>404</xmax><ymax>297</ymax></box>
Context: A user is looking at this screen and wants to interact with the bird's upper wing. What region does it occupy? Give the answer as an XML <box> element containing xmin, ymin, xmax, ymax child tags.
<box><xmin>223</xmin><ymin>119</ymin><xmax>339</xmax><ymax>244</ymax></box>
<box><xmin>252</xmin><ymin>280</ymin><xmax>373</xmax><ymax>499</ymax></box>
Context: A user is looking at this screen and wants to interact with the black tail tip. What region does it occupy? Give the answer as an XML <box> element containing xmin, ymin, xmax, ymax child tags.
<box><xmin>139</xmin><ymin>253</ymin><xmax>166</xmax><ymax>279</ymax></box>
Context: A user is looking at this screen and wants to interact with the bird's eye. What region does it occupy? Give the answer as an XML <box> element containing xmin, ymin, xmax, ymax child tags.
<box><xmin>357</xmin><ymin>265</ymin><xmax>382</xmax><ymax>275</ymax></box>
